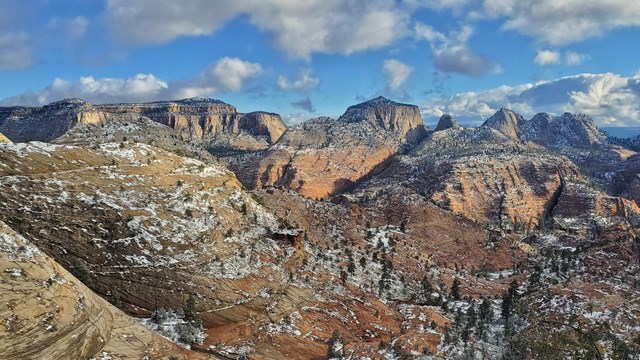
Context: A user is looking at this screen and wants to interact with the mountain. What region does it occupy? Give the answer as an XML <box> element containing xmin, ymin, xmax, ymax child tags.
<box><xmin>0</xmin><ymin>97</ymin><xmax>287</xmax><ymax>153</ymax></box>
<box><xmin>521</xmin><ymin>112</ymin><xmax>608</xmax><ymax>148</ymax></box>
<box><xmin>481</xmin><ymin>107</ymin><xmax>525</xmax><ymax>139</ymax></box>
<box><xmin>226</xmin><ymin>96</ymin><xmax>427</xmax><ymax>199</ymax></box>
<box><xmin>434</xmin><ymin>113</ymin><xmax>461</xmax><ymax>132</ymax></box>
<box><xmin>1</xmin><ymin>98</ymin><xmax>640</xmax><ymax>359</ymax></box>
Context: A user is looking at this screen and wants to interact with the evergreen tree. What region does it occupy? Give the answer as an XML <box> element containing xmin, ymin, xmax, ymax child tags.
<box><xmin>184</xmin><ymin>293</ymin><xmax>197</xmax><ymax>321</ymax></box>
<box><xmin>501</xmin><ymin>280</ymin><xmax>519</xmax><ymax>321</ymax></box>
<box><xmin>450</xmin><ymin>278</ymin><xmax>461</xmax><ymax>301</ymax></box>
<box><xmin>327</xmin><ymin>330</ymin><xmax>345</xmax><ymax>359</ymax></box>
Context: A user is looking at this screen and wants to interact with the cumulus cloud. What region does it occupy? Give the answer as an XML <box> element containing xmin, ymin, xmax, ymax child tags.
<box><xmin>277</xmin><ymin>69</ymin><xmax>320</xmax><ymax>92</ymax></box>
<box><xmin>535</xmin><ymin>49</ymin><xmax>589</xmax><ymax>66</ymax></box>
<box><xmin>422</xmin><ymin>72</ymin><xmax>640</xmax><ymax>126</ymax></box>
<box><xmin>106</xmin><ymin>0</ymin><xmax>407</xmax><ymax>59</ymax></box>
<box><xmin>483</xmin><ymin>0</ymin><xmax>640</xmax><ymax>45</ymax></box>
<box><xmin>291</xmin><ymin>98</ymin><xmax>315</xmax><ymax>112</ymax></box>
<box><xmin>0</xmin><ymin>32</ymin><xmax>32</xmax><ymax>70</ymax></box>
<box><xmin>534</xmin><ymin>50</ymin><xmax>560</xmax><ymax>65</ymax></box>
<box><xmin>383</xmin><ymin>59</ymin><xmax>413</xmax><ymax>91</ymax></box>
<box><xmin>415</xmin><ymin>23</ymin><xmax>499</xmax><ymax>77</ymax></box>
<box><xmin>1</xmin><ymin>74</ymin><xmax>168</xmax><ymax>105</ymax></box>
<box><xmin>0</xmin><ymin>57</ymin><xmax>264</xmax><ymax>106</ymax></box>
<box><xmin>283</xmin><ymin>112</ymin><xmax>310</xmax><ymax>125</ymax></box>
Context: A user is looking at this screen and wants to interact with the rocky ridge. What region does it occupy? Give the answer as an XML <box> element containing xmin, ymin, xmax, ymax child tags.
<box><xmin>0</xmin><ymin>97</ymin><xmax>286</xmax><ymax>153</ymax></box>
<box><xmin>226</xmin><ymin>97</ymin><xmax>427</xmax><ymax>199</ymax></box>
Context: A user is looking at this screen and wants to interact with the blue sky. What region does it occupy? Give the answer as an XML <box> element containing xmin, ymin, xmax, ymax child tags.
<box><xmin>1</xmin><ymin>0</ymin><xmax>640</xmax><ymax>126</ymax></box>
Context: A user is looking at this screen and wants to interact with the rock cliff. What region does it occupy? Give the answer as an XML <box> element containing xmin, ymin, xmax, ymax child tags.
<box><xmin>0</xmin><ymin>97</ymin><xmax>287</xmax><ymax>153</ymax></box>
<box><xmin>521</xmin><ymin>112</ymin><xmax>608</xmax><ymax>148</ymax></box>
<box><xmin>227</xmin><ymin>97</ymin><xmax>427</xmax><ymax>199</ymax></box>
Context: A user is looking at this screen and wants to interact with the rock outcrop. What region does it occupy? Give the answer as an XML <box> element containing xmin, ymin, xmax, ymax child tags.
<box><xmin>481</xmin><ymin>108</ymin><xmax>525</xmax><ymax>139</ymax></box>
<box><xmin>227</xmin><ymin>97</ymin><xmax>427</xmax><ymax>199</ymax></box>
<box><xmin>0</xmin><ymin>97</ymin><xmax>287</xmax><ymax>153</ymax></box>
<box><xmin>0</xmin><ymin>221</ymin><xmax>206</xmax><ymax>360</ymax></box>
<box><xmin>521</xmin><ymin>112</ymin><xmax>608</xmax><ymax>148</ymax></box>
<box><xmin>0</xmin><ymin>131</ymin><xmax>10</xmax><ymax>143</ymax></box>
<box><xmin>434</xmin><ymin>114</ymin><xmax>461</xmax><ymax>132</ymax></box>
<box><xmin>99</xmin><ymin>98</ymin><xmax>287</xmax><ymax>152</ymax></box>
<box><xmin>338</xmin><ymin>96</ymin><xmax>425</xmax><ymax>141</ymax></box>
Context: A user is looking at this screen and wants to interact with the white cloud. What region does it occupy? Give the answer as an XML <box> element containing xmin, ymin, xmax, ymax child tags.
<box><xmin>415</xmin><ymin>23</ymin><xmax>499</xmax><ymax>77</ymax></box>
<box><xmin>106</xmin><ymin>0</ymin><xmax>243</xmax><ymax>45</ymax></box>
<box><xmin>0</xmin><ymin>57</ymin><xmax>264</xmax><ymax>106</ymax></box>
<box><xmin>483</xmin><ymin>0</ymin><xmax>640</xmax><ymax>45</ymax></box>
<box><xmin>422</xmin><ymin>72</ymin><xmax>640</xmax><ymax>126</ymax></box>
<box><xmin>565</xmin><ymin>51</ymin><xmax>589</xmax><ymax>66</ymax></box>
<box><xmin>162</xmin><ymin>57</ymin><xmax>263</xmax><ymax>99</ymax></box>
<box><xmin>1</xmin><ymin>74</ymin><xmax>168</xmax><ymax>105</ymax></box>
<box><xmin>534</xmin><ymin>50</ymin><xmax>560</xmax><ymax>65</ymax></box>
<box><xmin>277</xmin><ymin>69</ymin><xmax>320</xmax><ymax>92</ymax></box>
<box><xmin>106</xmin><ymin>0</ymin><xmax>407</xmax><ymax>59</ymax></box>
<box><xmin>0</xmin><ymin>32</ymin><xmax>32</xmax><ymax>70</ymax></box>
<box><xmin>383</xmin><ymin>59</ymin><xmax>413</xmax><ymax>90</ymax></box>
<box><xmin>534</xmin><ymin>49</ymin><xmax>590</xmax><ymax>66</ymax></box>
<box><xmin>283</xmin><ymin>112</ymin><xmax>311</xmax><ymax>125</ymax></box>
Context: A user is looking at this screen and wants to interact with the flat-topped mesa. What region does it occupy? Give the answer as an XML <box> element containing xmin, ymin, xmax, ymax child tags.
<box><xmin>435</xmin><ymin>113</ymin><xmax>461</xmax><ymax>131</ymax></box>
<box><xmin>522</xmin><ymin>112</ymin><xmax>608</xmax><ymax>148</ymax></box>
<box><xmin>0</xmin><ymin>97</ymin><xmax>287</xmax><ymax>151</ymax></box>
<box><xmin>338</xmin><ymin>96</ymin><xmax>426</xmax><ymax>140</ymax></box>
<box><xmin>96</xmin><ymin>98</ymin><xmax>287</xmax><ymax>150</ymax></box>
<box><xmin>97</xmin><ymin>97</ymin><xmax>238</xmax><ymax>116</ymax></box>
<box><xmin>481</xmin><ymin>108</ymin><xmax>525</xmax><ymax>139</ymax></box>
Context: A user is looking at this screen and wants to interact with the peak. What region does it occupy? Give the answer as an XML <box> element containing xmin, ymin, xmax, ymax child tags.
<box><xmin>482</xmin><ymin>108</ymin><xmax>524</xmax><ymax>139</ymax></box>
<box><xmin>435</xmin><ymin>114</ymin><xmax>461</xmax><ymax>132</ymax></box>
<box><xmin>485</xmin><ymin>108</ymin><xmax>524</xmax><ymax>122</ymax></box>
<box><xmin>351</xmin><ymin>96</ymin><xmax>409</xmax><ymax>108</ymax></box>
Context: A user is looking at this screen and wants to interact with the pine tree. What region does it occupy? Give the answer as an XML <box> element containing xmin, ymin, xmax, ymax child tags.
<box><xmin>327</xmin><ymin>330</ymin><xmax>345</xmax><ymax>359</ymax></box>
<box><xmin>450</xmin><ymin>278</ymin><xmax>461</xmax><ymax>301</ymax></box>
<box><xmin>184</xmin><ymin>293</ymin><xmax>197</xmax><ymax>321</ymax></box>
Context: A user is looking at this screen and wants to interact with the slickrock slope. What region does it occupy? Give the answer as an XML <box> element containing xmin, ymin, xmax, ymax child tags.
<box><xmin>227</xmin><ymin>97</ymin><xmax>427</xmax><ymax>199</ymax></box>
<box><xmin>0</xmin><ymin>221</ymin><xmax>208</xmax><ymax>360</ymax></box>
<box><xmin>0</xmin><ymin>98</ymin><xmax>286</xmax><ymax>153</ymax></box>
<box><xmin>0</xmin><ymin>131</ymin><xmax>11</xmax><ymax>143</ymax></box>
